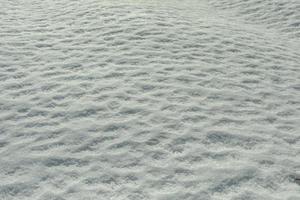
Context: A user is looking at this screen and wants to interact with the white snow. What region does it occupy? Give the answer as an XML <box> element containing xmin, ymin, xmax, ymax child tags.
<box><xmin>0</xmin><ymin>0</ymin><xmax>299</xmax><ymax>199</ymax></box>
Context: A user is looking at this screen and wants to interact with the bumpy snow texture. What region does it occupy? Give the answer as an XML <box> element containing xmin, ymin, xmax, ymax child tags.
<box><xmin>0</xmin><ymin>0</ymin><xmax>300</xmax><ymax>200</ymax></box>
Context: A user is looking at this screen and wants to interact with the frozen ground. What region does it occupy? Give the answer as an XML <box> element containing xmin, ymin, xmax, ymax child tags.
<box><xmin>0</xmin><ymin>0</ymin><xmax>300</xmax><ymax>199</ymax></box>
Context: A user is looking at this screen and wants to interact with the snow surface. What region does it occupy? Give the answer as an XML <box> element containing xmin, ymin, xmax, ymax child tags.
<box><xmin>0</xmin><ymin>0</ymin><xmax>300</xmax><ymax>199</ymax></box>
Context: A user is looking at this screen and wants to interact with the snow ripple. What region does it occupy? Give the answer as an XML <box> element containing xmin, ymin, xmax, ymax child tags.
<box><xmin>0</xmin><ymin>0</ymin><xmax>299</xmax><ymax>199</ymax></box>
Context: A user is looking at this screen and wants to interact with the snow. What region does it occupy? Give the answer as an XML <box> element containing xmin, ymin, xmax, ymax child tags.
<box><xmin>0</xmin><ymin>0</ymin><xmax>299</xmax><ymax>199</ymax></box>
